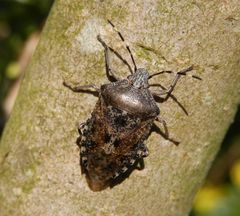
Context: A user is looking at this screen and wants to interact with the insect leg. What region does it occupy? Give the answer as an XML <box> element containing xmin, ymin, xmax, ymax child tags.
<box><xmin>128</xmin><ymin>143</ymin><xmax>149</xmax><ymax>165</ymax></box>
<box><xmin>97</xmin><ymin>35</ymin><xmax>119</xmax><ymax>81</ymax></box>
<box><xmin>97</xmin><ymin>35</ymin><xmax>134</xmax><ymax>75</ymax></box>
<box><xmin>151</xmin><ymin>66</ymin><xmax>197</xmax><ymax>101</ymax></box>
<box><xmin>149</xmin><ymin>70</ymin><xmax>174</xmax><ymax>79</ymax></box>
<box><xmin>153</xmin><ymin>117</ymin><xmax>180</xmax><ymax>146</ymax></box>
<box><xmin>112</xmin><ymin>144</ymin><xmax>148</xmax><ymax>179</ymax></box>
<box><xmin>63</xmin><ymin>82</ymin><xmax>99</xmax><ymax>92</ymax></box>
<box><xmin>150</xmin><ymin>83</ymin><xmax>188</xmax><ymax>115</ymax></box>
<box><xmin>76</xmin><ymin>123</ymin><xmax>85</xmax><ymax>145</ymax></box>
<box><xmin>149</xmin><ymin>66</ymin><xmax>201</xmax><ymax>80</ymax></box>
<box><xmin>155</xmin><ymin>116</ymin><xmax>169</xmax><ymax>139</ymax></box>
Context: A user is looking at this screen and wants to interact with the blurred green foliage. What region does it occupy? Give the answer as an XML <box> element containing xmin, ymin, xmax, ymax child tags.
<box><xmin>0</xmin><ymin>0</ymin><xmax>54</xmax><ymax>133</ymax></box>
<box><xmin>192</xmin><ymin>107</ymin><xmax>240</xmax><ymax>216</ymax></box>
<box><xmin>211</xmin><ymin>188</ymin><xmax>240</xmax><ymax>216</ymax></box>
<box><xmin>193</xmin><ymin>186</ymin><xmax>240</xmax><ymax>216</ymax></box>
<box><xmin>0</xmin><ymin>1</ymin><xmax>239</xmax><ymax>215</ymax></box>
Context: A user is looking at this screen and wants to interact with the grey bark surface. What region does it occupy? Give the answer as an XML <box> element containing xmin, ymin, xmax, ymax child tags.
<box><xmin>0</xmin><ymin>0</ymin><xmax>240</xmax><ymax>215</ymax></box>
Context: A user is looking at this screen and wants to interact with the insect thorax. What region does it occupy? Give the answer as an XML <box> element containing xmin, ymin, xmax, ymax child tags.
<box><xmin>101</xmin><ymin>74</ymin><xmax>160</xmax><ymax>118</ymax></box>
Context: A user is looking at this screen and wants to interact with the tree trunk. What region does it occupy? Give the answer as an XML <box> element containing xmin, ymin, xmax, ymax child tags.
<box><xmin>0</xmin><ymin>0</ymin><xmax>240</xmax><ymax>215</ymax></box>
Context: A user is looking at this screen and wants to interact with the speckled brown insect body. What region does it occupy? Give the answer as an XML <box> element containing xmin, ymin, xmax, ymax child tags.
<box><xmin>78</xmin><ymin>70</ymin><xmax>160</xmax><ymax>191</ymax></box>
<box><xmin>64</xmin><ymin>20</ymin><xmax>201</xmax><ymax>191</ymax></box>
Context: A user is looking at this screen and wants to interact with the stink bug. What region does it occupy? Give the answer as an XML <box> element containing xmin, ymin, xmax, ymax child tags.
<box><xmin>64</xmin><ymin>20</ymin><xmax>201</xmax><ymax>191</ymax></box>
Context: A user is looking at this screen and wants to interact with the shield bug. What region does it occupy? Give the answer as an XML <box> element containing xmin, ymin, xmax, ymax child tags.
<box><xmin>64</xmin><ymin>20</ymin><xmax>201</xmax><ymax>191</ymax></box>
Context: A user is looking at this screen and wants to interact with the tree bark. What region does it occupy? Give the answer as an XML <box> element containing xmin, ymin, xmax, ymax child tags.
<box><xmin>1</xmin><ymin>0</ymin><xmax>240</xmax><ymax>215</ymax></box>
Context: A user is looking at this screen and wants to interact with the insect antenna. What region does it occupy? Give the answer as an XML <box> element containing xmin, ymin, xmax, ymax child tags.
<box><xmin>149</xmin><ymin>66</ymin><xmax>202</xmax><ymax>80</ymax></box>
<box><xmin>107</xmin><ymin>19</ymin><xmax>137</xmax><ymax>73</ymax></box>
